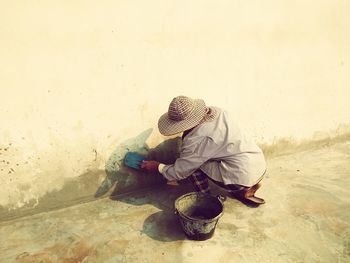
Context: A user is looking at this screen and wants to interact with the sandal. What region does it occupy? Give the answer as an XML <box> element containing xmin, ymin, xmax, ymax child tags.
<box><xmin>231</xmin><ymin>183</ymin><xmax>265</xmax><ymax>205</ymax></box>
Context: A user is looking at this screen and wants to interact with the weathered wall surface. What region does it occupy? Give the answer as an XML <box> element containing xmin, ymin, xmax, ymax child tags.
<box><xmin>1</xmin><ymin>0</ymin><xmax>349</xmax><ymax>220</ymax></box>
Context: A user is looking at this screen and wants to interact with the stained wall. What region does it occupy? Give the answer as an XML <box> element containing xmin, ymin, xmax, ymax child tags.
<box><xmin>1</xmin><ymin>0</ymin><xmax>349</xmax><ymax>219</ymax></box>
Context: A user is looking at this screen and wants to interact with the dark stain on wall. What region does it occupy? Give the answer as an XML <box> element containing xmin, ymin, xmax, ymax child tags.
<box><xmin>0</xmin><ymin>129</ymin><xmax>184</xmax><ymax>222</ymax></box>
<box><xmin>95</xmin><ymin>129</ymin><xmax>183</xmax><ymax>198</ymax></box>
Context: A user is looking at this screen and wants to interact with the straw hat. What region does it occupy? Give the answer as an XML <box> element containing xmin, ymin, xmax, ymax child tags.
<box><xmin>158</xmin><ymin>96</ymin><xmax>218</xmax><ymax>136</ymax></box>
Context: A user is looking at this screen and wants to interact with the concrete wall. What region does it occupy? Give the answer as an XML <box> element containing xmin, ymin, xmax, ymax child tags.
<box><xmin>1</xmin><ymin>0</ymin><xmax>349</xmax><ymax>220</ymax></box>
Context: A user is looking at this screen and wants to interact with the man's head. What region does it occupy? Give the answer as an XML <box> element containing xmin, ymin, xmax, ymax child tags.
<box><xmin>158</xmin><ymin>96</ymin><xmax>218</xmax><ymax>136</ymax></box>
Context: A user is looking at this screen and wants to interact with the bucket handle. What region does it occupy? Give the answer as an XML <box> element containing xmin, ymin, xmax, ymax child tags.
<box><xmin>217</xmin><ymin>195</ymin><xmax>226</xmax><ymax>203</ymax></box>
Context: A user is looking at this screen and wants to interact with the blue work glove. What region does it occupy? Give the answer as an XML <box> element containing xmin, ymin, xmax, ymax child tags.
<box><xmin>124</xmin><ymin>152</ymin><xmax>147</xmax><ymax>170</ymax></box>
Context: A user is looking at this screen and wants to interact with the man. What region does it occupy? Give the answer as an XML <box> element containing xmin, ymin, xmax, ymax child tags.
<box><xmin>142</xmin><ymin>95</ymin><xmax>266</xmax><ymax>205</ymax></box>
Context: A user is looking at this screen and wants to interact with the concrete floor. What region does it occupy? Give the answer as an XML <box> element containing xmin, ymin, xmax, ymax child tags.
<box><xmin>1</xmin><ymin>141</ymin><xmax>350</xmax><ymax>263</ymax></box>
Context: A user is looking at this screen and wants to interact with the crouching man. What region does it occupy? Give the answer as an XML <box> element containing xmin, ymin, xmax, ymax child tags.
<box><xmin>142</xmin><ymin>96</ymin><xmax>266</xmax><ymax>205</ymax></box>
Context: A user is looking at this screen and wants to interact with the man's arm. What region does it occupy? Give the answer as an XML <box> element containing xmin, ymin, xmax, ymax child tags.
<box><xmin>159</xmin><ymin>136</ymin><xmax>217</xmax><ymax>181</ymax></box>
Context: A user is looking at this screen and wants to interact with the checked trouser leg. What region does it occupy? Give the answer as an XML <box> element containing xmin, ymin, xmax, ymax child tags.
<box><xmin>189</xmin><ymin>170</ymin><xmax>210</xmax><ymax>194</ymax></box>
<box><xmin>189</xmin><ymin>169</ymin><xmax>248</xmax><ymax>194</ymax></box>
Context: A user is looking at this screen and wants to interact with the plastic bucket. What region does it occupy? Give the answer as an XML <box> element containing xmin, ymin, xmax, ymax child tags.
<box><xmin>174</xmin><ymin>192</ymin><xmax>224</xmax><ymax>240</ymax></box>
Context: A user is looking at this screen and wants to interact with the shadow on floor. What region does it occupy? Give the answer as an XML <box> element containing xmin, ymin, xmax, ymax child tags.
<box><xmin>142</xmin><ymin>210</ymin><xmax>185</xmax><ymax>242</ymax></box>
<box><xmin>110</xmin><ymin>183</ymin><xmax>195</xmax><ymax>242</ymax></box>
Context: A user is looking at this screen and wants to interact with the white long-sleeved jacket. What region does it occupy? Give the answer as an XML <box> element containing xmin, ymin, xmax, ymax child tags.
<box><xmin>159</xmin><ymin>107</ymin><xmax>266</xmax><ymax>187</ymax></box>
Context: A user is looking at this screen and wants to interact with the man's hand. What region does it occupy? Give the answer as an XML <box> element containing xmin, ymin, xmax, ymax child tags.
<box><xmin>141</xmin><ymin>160</ymin><xmax>160</xmax><ymax>173</ymax></box>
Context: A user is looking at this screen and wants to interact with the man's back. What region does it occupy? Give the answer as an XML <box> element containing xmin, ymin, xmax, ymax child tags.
<box><xmin>186</xmin><ymin>107</ymin><xmax>266</xmax><ymax>186</ymax></box>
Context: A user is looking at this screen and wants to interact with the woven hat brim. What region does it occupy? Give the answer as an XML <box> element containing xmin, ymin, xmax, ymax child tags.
<box><xmin>158</xmin><ymin>99</ymin><xmax>206</xmax><ymax>136</ymax></box>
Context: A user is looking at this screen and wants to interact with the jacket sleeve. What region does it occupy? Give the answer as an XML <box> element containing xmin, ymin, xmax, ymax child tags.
<box><xmin>160</xmin><ymin>136</ymin><xmax>217</xmax><ymax>181</ymax></box>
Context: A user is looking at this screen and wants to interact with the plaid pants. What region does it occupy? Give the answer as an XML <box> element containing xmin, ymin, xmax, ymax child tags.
<box><xmin>189</xmin><ymin>169</ymin><xmax>247</xmax><ymax>194</ymax></box>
